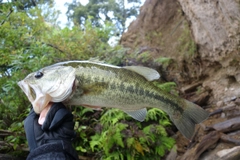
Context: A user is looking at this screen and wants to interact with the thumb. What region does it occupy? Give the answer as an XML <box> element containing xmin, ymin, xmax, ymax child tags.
<box><xmin>38</xmin><ymin>103</ymin><xmax>52</xmax><ymax>125</ymax></box>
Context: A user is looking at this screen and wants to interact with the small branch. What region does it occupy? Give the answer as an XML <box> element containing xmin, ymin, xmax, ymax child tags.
<box><xmin>206</xmin><ymin>117</ymin><xmax>240</xmax><ymax>133</ymax></box>
<box><xmin>31</xmin><ymin>0</ymin><xmax>37</xmax><ymax>7</ymax></box>
<box><xmin>43</xmin><ymin>42</ymin><xmax>66</xmax><ymax>53</ymax></box>
<box><xmin>1</xmin><ymin>8</ymin><xmax>13</xmax><ymax>26</ymax></box>
<box><xmin>220</xmin><ymin>133</ymin><xmax>240</xmax><ymax>145</ymax></box>
<box><xmin>180</xmin><ymin>131</ymin><xmax>220</xmax><ymax>160</ymax></box>
<box><xmin>0</xmin><ymin>129</ymin><xmax>14</xmax><ymax>137</ymax></box>
<box><xmin>0</xmin><ymin>141</ymin><xmax>29</xmax><ymax>152</ymax></box>
<box><xmin>0</xmin><ymin>129</ymin><xmax>25</xmax><ymax>138</ymax></box>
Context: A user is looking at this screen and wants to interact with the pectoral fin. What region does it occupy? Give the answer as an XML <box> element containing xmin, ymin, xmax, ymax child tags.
<box><xmin>124</xmin><ymin>108</ymin><xmax>147</xmax><ymax>122</ymax></box>
<box><xmin>123</xmin><ymin>66</ymin><xmax>160</xmax><ymax>81</ymax></box>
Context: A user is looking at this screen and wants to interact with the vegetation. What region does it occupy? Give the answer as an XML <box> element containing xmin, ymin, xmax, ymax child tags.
<box><xmin>0</xmin><ymin>1</ymin><xmax>175</xmax><ymax>159</ymax></box>
<box><xmin>66</xmin><ymin>0</ymin><xmax>141</xmax><ymax>34</ymax></box>
<box><xmin>73</xmin><ymin>106</ymin><xmax>175</xmax><ymax>159</ymax></box>
<box><xmin>154</xmin><ymin>57</ymin><xmax>173</xmax><ymax>69</ymax></box>
<box><xmin>177</xmin><ymin>22</ymin><xmax>197</xmax><ymax>57</ymax></box>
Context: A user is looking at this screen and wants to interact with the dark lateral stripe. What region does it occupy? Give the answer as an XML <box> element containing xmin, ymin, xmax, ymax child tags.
<box><xmin>144</xmin><ymin>90</ymin><xmax>183</xmax><ymax>113</ymax></box>
<box><xmin>155</xmin><ymin>93</ymin><xmax>184</xmax><ymax>113</ymax></box>
<box><xmin>109</xmin><ymin>82</ymin><xmax>183</xmax><ymax>113</ymax></box>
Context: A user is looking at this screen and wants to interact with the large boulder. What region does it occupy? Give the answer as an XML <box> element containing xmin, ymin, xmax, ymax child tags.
<box><xmin>120</xmin><ymin>0</ymin><xmax>240</xmax><ymax>103</ymax></box>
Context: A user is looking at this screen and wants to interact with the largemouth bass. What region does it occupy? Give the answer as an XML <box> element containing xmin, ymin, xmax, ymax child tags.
<box><xmin>18</xmin><ymin>60</ymin><xmax>209</xmax><ymax>139</ymax></box>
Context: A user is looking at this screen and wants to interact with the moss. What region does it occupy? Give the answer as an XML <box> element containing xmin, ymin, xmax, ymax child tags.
<box><xmin>154</xmin><ymin>57</ymin><xmax>173</xmax><ymax>69</ymax></box>
<box><xmin>145</xmin><ymin>31</ymin><xmax>163</xmax><ymax>46</ymax></box>
<box><xmin>137</xmin><ymin>51</ymin><xmax>152</xmax><ymax>63</ymax></box>
<box><xmin>177</xmin><ymin>22</ymin><xmax>197</xmax><ymax>57</ymax></box>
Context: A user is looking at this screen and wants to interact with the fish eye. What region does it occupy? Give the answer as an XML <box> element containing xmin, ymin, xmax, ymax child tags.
<box><xmin>35</xmin><ymin>71</ymin><xmax>44</xmax><ymax>79</ymax></box>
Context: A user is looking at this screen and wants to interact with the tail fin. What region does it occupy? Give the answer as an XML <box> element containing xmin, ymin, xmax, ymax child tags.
<box><xmin>171</xmin><ymin>100</ymin><xmax>209</xmax><ymax>139</ymax></box>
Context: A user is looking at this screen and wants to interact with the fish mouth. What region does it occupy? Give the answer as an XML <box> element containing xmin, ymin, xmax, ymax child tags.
<box><xmin>29</xmin><ymin>86</ymin><xmax>36</xmax><ymax>101</ymax></box>
<box><xmin>18</xmin><ymin>80</ymin><xmax>35</xmax><ymax>103</ymax></box>
<box><xmin>18</xmin><ymin>80</ymin><xmax>51</xmax><ymax>114</ymax></box>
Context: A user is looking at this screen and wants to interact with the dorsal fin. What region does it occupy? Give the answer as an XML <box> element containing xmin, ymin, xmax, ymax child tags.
<box><xmin>123</xmin><ymin>66</ymin><xmax>160</xmax><ymax>81</ymax></box>
<box><xmin>88</xmin><ymin>57</ymin><xmax>105</xmax><ymax>64</ymax></box>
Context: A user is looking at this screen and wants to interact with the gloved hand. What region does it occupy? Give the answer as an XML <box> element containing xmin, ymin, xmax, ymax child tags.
<box><xmin>24</xmin><ymin>102</ymin><xmax>79</xmax><ymax>160</ymax></box>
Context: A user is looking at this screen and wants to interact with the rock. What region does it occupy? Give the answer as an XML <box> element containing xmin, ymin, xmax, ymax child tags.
<box><xmin>210</xmin><ymin>117</ymin><xmax>240</xmax><ymax>133</ymax></box>
<box><xmin>120</xmin><ymin>0</ymin><xmax>203</xmax><ymax>83</ymax></box>
<box><xmin>177</xmin><ymin>0</ymin><xmax>240</xmax><ymax>62</ymax></box>
<box><xmin>199</xmin><ymin>142</ymin><xmax>236</xmax><ymax>160</ymax></box>
<box><xmin>216</xmin><ymin>146</ymin><xmax>240</xmax><ymax>160</ymax></box>
<box><xmin>121</xmin><ymin>0</ymin><xmax>185</xmax><ymax>56</ymax></box>
<box><xmin>222</xmin><ymin>103</ymin><xmax>236</xmax><ymax>110</ymax></box>
<box><xmin>181</xmin><ymin>82</ymin><xmax>203</xmax><ymax>93</ymax></box>
<box><xmin>235</xmin><ymin>98</ymin><xmax>240</xmax><ymax>105</ymax></box>
<box><xmin>220</xmin><ymin>133</ymin><xmax>240</xmax><ymax>146</ymax></box>
<box><xmin>220</xmin><ymin>112</ymin><xmax>225</xmax><ymax>118</ymax></box>
<box><xmin>190</xmin><ymin>91</ymin><xmax>210</xmax><ymax>106</ymax></box>
<box><xmin>179</xmin><ymin>0</ymin><xmax>240</xmax><ymax>104</ymax></box>
<box><xmin>178</xmin><ymin>0</ymin><xmax>240</xmax><ymax>103</ymax></box>
<box><xmin>235</xmin><ymin>74</ymin><xmax>240</xmax><ymax>83</ymax></box>
<box><xmin>179</xmin><ymin>131</ymin><xmax>220</xmax><ymax>160</ymax></box>
<box><xmin>121</xmin><ymin>0</ymin><xmax>240</xmax><ymax>103</ymax></box>
<box><xmin>224</xmin><ymin>96</ymin><xmax>237</xmax><ymax>103</ymax></box>
<box><xmin>216</xmin><ymin>101</ymin><xmax>223</xmax><ymax>108</ymax></box>
<box><xmin>166</xmin><ymin>145</ymin><xmax>178</xmax><ymax>160</ymax></box>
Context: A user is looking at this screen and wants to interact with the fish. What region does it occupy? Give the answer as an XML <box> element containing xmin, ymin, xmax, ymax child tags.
<box><xmin>18</xmin><ymin>60</ymin><xmax>209</xmax><ymax>139</ymax></box>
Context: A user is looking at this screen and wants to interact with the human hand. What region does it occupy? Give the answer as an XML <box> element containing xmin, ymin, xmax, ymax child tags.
<box><xmin>24</xmin><ymin>102</ymin><xmax>78</xmax><ymax>159</ymax></box>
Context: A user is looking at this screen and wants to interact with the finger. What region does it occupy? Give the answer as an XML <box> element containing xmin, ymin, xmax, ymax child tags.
<box><xmin>38</xmin><ymin>102</ymin><xmax>52</xmax><ymax>125</ymax></box>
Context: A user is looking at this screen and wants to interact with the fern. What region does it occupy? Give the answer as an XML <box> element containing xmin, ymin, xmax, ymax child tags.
<box><xmin>75</xmin><ymin>106</ymin><xmax>175</xmax><ymax>159</ymax></box>
<box><xmin>154</xmin><ymin>57</ymin><xmax>173</xmax><ymax>69</ymax></box>
<box><xmin>90</xmin><ymin>134</ymin><xmax>102</xmax><ymax>152</ymax></box>
<box><xmin>74</xmin><ymin>86</ymin><xmax>175</xmax><ymax>159</ymax></box>
<box><xmin>153</xmin><ymin>81</ymin><xmax>177</xmax><ymax>94</ymax></box>
<box><xmin>100</xmin><ymin>109</ymin><xmax>126</xmax><ymax>126</ymax></box>
<box><xmin>115</xmin><ymin>132</ymin><xmax>124</xmax><ymax>147</ymax></box>
<box><xmin>155</xmin><ymin>145</ymin><xmax>166</xmax><ymax>157</ymax></box>
<box><xmin>126</xmin><ymin>137</ymin><xmax>135</xmax><ymax>148</ymax></box>
<box><xmin>146</xmin><ymin>108</ymin><xmax>166</xmax><ymax>121</ymax></box>
<box><xmin>159</xmin><ymin>118</ymin><xmax>172</xmax><ymax>127</ymax></box>
<box><xmin>134</xmin><ymin>140</ymin><xmax>144</xmax><ymax>155</ymax></box>
<box><xmin>143</xmin><ymin>125</ymin><xmax>151</xmax><ymax>134</ymax></box>
<box><xmin>155</xmin><ymin>125</ymin><xmax>167</xmax><ymax>136</ymax></box>
<box><xmin>155</xmin><ymin>136</ymin><xmax>175</xmax><ymax>156</ymax></box>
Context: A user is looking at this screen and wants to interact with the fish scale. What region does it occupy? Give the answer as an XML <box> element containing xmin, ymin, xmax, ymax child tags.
<box><xmin>18</xmin><ymin>60</ymin><xmax>209</xmax><ymax>139</ymax></box>
<box><xmin>69</xmin><ymin>65</ymin><xmax>155</xmax><ymax>108</ymax></box>
<box><xmin>65</xmin><ymin>63</ymin><xmax>186</xmax><ymax>129</ymax></box>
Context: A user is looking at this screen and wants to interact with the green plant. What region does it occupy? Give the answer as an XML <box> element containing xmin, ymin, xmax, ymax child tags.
<box><xmin>73</xmin><ymin>82</ymin><xmax>176</xmax><ymax>159</ymax></box>
<box><xmin>145</xmin><ymin>31</ymin><xmax>162</xmax><ymax>44</ymax></box>
<box><xmin>154</xmin><ymin>57</ymin><xmax>173</xmax><ymax>69</ymax></box>
<box><xmin>136</xmin><ymin>51</ymin><xmax>152</xmax><ymax>63</ymax></box>
<box><xmin>1</xmin><ymin>2</ymin><xmax>176</xmax><ymax>159</ymax></box>
<box><xmin>0</xmin><ymin>1</ymin><xmax>123</xmax><ymax>156</ymax></box>
<box><xmin>83</xmin><ymin>108</ymin><xmax>175</xmax><ymax>160</ymax></box>
<box><xmin>153</xmin><ymin>81</ymin><xmax>178</xmax><ymax>96</ymax></box>
<box><xmin>177</xmin><ymin>22</ymin><xmax>197</xmax><ymax>57</ymax></box>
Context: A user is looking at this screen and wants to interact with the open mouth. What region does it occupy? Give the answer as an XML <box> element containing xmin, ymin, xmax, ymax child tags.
<box><xmin>29</xmin><ymin>86</ymin><xmax>36</xmax><ymax>101</ymax></box>
<box><xmin>18</xmin><ymin>80</ymin><xmax>51</xmax><ymax>114</ymax></box>
<box><xmin>18</xmin><ymin>80</ymin><xmax>34</xmax><ymax>103</ymax></box>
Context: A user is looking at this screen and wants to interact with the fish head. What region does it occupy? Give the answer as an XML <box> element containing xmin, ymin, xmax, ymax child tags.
<box><xmin>18</xmin><ymin>65</ymin><xmax>76</xmax><ymax>114</ymax></box>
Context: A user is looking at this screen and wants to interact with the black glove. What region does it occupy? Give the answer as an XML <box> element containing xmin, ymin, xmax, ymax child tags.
<box><xmin>24</xmin><ymin>102</ymin><xmax>79</xmax><ymax>160</ymax></box>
